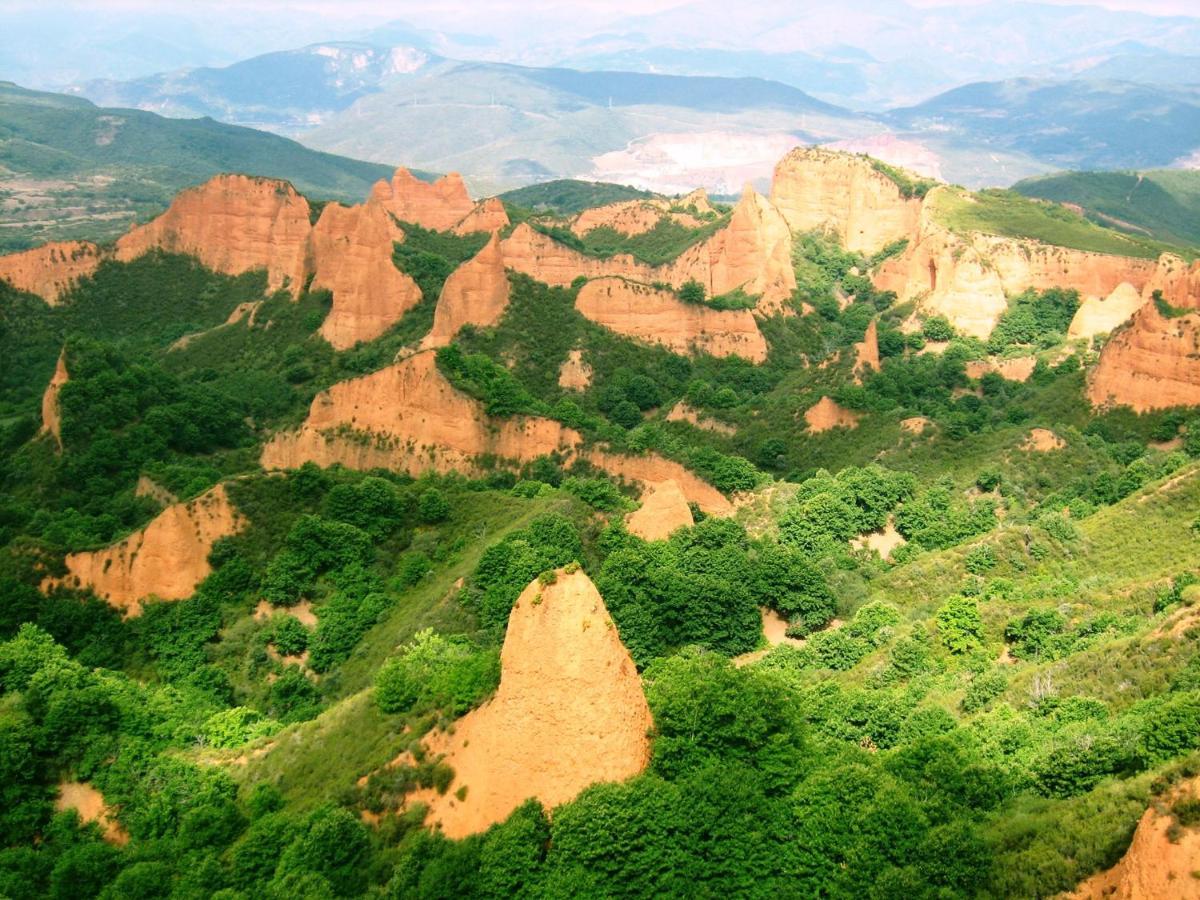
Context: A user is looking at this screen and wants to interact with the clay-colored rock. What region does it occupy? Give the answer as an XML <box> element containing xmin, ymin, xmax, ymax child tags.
<box><xmin>585</xmin><ymin>449</ymin><xmax>732</xmax><ymax>516</ymax></box>
<box><xmin>408</xmin><ymin>570</ymin><xmax>652</xmax><ymax>838</ymax></box>
<box><xmin>965</xmin><ymin>356</ymin><xmax>1037</xmax><ymax>382</ymax></box>
<box><xmin>453</xmin><ymin>198</ymin><xmax>510</xmax><ymax>235</ymax></box>
<box><xmin>1022</xmin><ymin>428</ymin><xmax>1065</xmax><ymax>452</ymax></box>
<box><xmin>261</xmin><ymin>351</ymin><xmax>580</xmax><ymax>477</ymax></box>
<box><xmin>134</xmin><ymin>475</ymin><xmax>177</xmax><ymax>507</ymax></box>
<box><xmin>626</xmin><ymin>480</ymin><xmax>695</xmax><ymax>541</ymax></box>
<box><xmin>1088</xmin><ymin>303</ymin><xmax>1200</xmax><ymax>412</ymax></box>
<box><xmin>665</xmin><ymin>400</ymin><xmax>735</xmax><ymax>435</ymax></box>
<box><xmin>370</xmin><ymin>168</ymin><xmax>475</xmax><ymax>232</ymax></box>
<box><xmin>0</xmin><ymin>240</ymin><xmax>103</xmax><ymax>304</ymax></box>
<box><xmin>901</xmin><ymin>416</ymin><xmax>932</xmax><ymax>434</ymax></box>
<box><xmin>40</xmin><ymin>348</ymin><xmax>69</xmax><ymax>449</ymax></box>
<box><xmin>309</xmin><ymin>200</ymin><xmax>421</xmax><ymax>349</ymax></box>
<box><xmin>770</xmin><ymin>147</ymin><xmax>924</xmax><ymax>255</ymax></box>
<box><xmin>501</xmin><ymin>222</ymin><xmax>660</xmax><ymax>286</ymax></box>
<box><xmin>44</xmin><ymin>484</ymin><xmax>245</xmax><ymax>616</ymax></box>
<box><xmin>558</xmin><ymin>348</ymin><xmax>593</xmax><ymax>391</ymax></box>
<box><xmin>804</xmin><ymin>396</ymin><xmax>861</xmax><ymax>433</ymax></box>
<box><xmin>851</xmin><ymin>518</ymin><xmax>907</xmax><ymax>560</ymax></box>
<box><xmin>853</xmin><ymin>319</ymin><xmax>880</xmax><ymax>378</ymax></box>
<box><xmin>1069</xmin><ymin>282</ymin><xmax>1146</xmax><ymax>340</ymax></box>
<box><xmin>575</xmin><ymin>277</ymin><xmax>768</xmax><ymax>362</ymax></box>
<box><xmin>116</xmin><ymin>174</ymin><xmax>312</xmax><ymax>295</ymax></box>
<box><xmin>572</xmin><ymin>200</ymin><xmax>668</xmax><ymax>237</ymax></box>
<box><xmin>1067</xmin><ymin>777</ymin><xmax>1200</xmax><ymax>899</ymax></box>
<box><xmin>424</xmin><ymin>233</ymin><xmax>509</xmax><ymax>348</ymax></box>
<box><xmin>56</xmin><ymin>782</ymin><xmax>128</xmax><ymax>845</ymax></box>
<box><xmin>1144</xmin><ymin>253</ymin><xmax>1200</xmax><ymax>310</ymax></box>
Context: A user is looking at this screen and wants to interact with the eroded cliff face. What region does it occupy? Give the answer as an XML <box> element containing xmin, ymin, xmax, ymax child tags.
<box><xmin>309</xmin><ymin>200</ymin><xmax>421</xmax><ymax>350</ymax></box>
<box><xmin>40</xmin><ymin>349</ymin><xmax>69</xmax><ymax>450</ymax></box>
<box><xmin>1087</xmin><ymin>302</ymin><xmax>1200</xmax><ymax>412</ymax></box>
<box><xmin>453</xmin><ymin>198</ymin><xmax>510</xmax><ymax>235</ymax></box>
<box><xmin>853</xmin><ymin>319</ymin><xmax>880</xmax><ymax>379</ymax></box>
<box><xmin>0</xmin><ymin>241</ymin><xmax>103</xmax><ymax>304</ymax></box>
<box><xmin>804</xmin><ymin>396</ymin><xmax>861</xmax><ymax>433</ymax></box>
<box><xmin>370</xmin><ymin>168</ymin><xmax>475</xmax><ymax>232</ymax></box>
<box><xmin>260</xmin><ymin>351</ymin><xmax>580</xmax><ymax>476</ymax></box>
<box><xmin>407</xmin><ymin>569</ymin><xmax>652</xmax><ymax>838</ymax></box>
<box><xmin>116</xmin><ymin>174</ymin><xmax>312</xmax><ymax>295</ymax></box>
<box><xmin>570</xmin><ymin>190</ymin><xmax>712</xmax><ymax>237</ymax></box>
<box><xmin>575</xmin><ymin>277</ymin><xmax>768</xmax><ymax>362</ymax></box>
<box><xmin>1067</xmin><ymin>777</ymin><xmax>1200</xmax><ymax>899</ymax></box>
<box><xmin>501</xmin><ymin>223</ymin><xmax>660</xmax><ymax>286</ymax></box>
<box><xmin>625</xmin><ymin>480</ymin><xmax>694</xmax><ymax>541</ymax></box>
<box><xmin>557</xmin><ymin>348</ymin><xmax>593</xmax><ymax>390</ymax></box>
<box><xmin>423</xmin><ymin>233</ymin><xmax>510</xmax><ymax>348</ymax></box>
<box><xmin>1145</xmin><ymin>253</ymin><xmax>1200</xmax><ymax>309</ymax></box>
<box><xmin>770</xmin><ymin>147</ymin><xmax>923</xmax><ymax>255</ymax></box>
<box><xmin>43</xmin><ymin>484</ymin><xmax>245</xmax><ymax>616</ymax></box>
<box><xmin>1069</xmin><ymin>282</ymin><xmax>1146</xmax><ymax>340</ymax></box>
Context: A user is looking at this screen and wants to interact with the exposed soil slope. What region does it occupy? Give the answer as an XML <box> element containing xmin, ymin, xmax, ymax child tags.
<box><xmin>625</xmin><ymin>480</ymin><xmax>695</xmax><ymax>541</ymax></box>
<box><xmin>557</xmin><ymin>348</ymin><xmax>593</xmax><ymax>390</ymax></box>
<box><xmin>0</xmin><ymin>240</ymin><xmax>103</xmax><ymax>303</ymax></box>
<box><xmin>56</xmin><ymin>782</ymin><xmax>128</xmax><ymax>845</ymax></box>
<box><xmin>40</xmin><ymin>348</ymin><xmax>68</xmax><ymax>449</ymax></box>
<box><xmin>1069</xmin><ymin>282</ymin><xmax>1147</xmax><ymax>340</ymax></box>
<box><xmin>409</xmin><ymin>570</ymin><xmax>652</xmax><ymax>838</ymax></box>
<box><xmin>43</xmin><ymin>484</ymin><xmax>244</xmax><ymax>615</ymax></box>
<box><xmin>453</xmin><ymin>198</ymin><xmax>510</xmax><ymax>235</ymax></box>
<box><xmin>804</xmin><ymin>396</ymin><xmax>862</xmax><ymax>433</ymax></box>
<box><xmin>1088</xmin><ymin>303</ymin><xmax>1200</xmax><ymax>412</ymax></box>
<box><xmin>424</xmin><ymin>233</ymin><xmax>509</xmax><ymax>348</ymax></box>
<box><xmin>965</xmin><ymin>356</ymin><xmax>1037</xmax><ymax>382</ymax></box>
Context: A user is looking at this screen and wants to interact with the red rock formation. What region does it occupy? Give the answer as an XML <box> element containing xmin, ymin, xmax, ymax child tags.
<box><xmin>370</xmin><ymin>168</ymin><xmax>475</xmax><ymax>232</ymax></box>
<box><xmin>965</xmin><ymin>356</ymin><xmax>1037</xmax><ymax>382</ymax></box>
<box><xmin>626</xmin><ymin>480</ymin><xmax>694</xmax><ymax>541</ymax></box>
<box><xmin>853</xmin><ymin>319</ymin><xmax>880</xmax><ymax>378</ymax></box>
<box><xmin>804</xmin><ymin>396</ymin><xmax>861</xmax><ymax>433</ymax></box>
<box><xmin>116</xmin><ymin>174</ymin><xmax>312</xmax><ymax>295</ymax></box>
<box><xmin>1069</xmin><ymin>282</ymin><xmax>1146</xmax><ymax>340</ymax></box>
<box><xmin>453</xmin><ymin>197</ymin><xmax>510</xmax><ymax>235</ymax></box>
<box><xmin>407</xmin><ymin>569</ymin><xmax>652</xmax><ymax>838</ymax></box>
<box><xmin>501</xmin><ymin>223</ymin><xmax>659</xmax><ymax>286</ymax></box>
<box><xmin>423</xmin><ymin>233</ymin><xmax>510</xmax><ymax>348</ymax></box>
<box><xmin>40</xmin><ymin>349</ymin><xmax>69</xmax><ymax>450</ymax></box>
<box><xmin>769</xmin><ymin>147</ymin><xmax>924</xmax><ymax>255</ymax></box>
<box><xmin>1145</xmin><ymin>253</ymin><xmax>1200</xmax><ymax>309</ymax></box>
<box><xmin>1088</xmin><ymin>302</ymin><xmax>1200</xmax><ymax>412</ymax></box>
<box><xmin>584</xmin><ymin>449</ymin><xmax>732</xmax><ymax>516</ymax></box>
<box><xmin>572</xmin><ymin>200</ymin><xmax>671</xmax><ymax>237</ymax></box>
<box><xmin>558</xmin><ymin>348</ymin><xmax>593</xmax><ymax>391</ymax></box>
<box><xmin>309</xmin><ymin>200</ymin><xmax>421</xmax><ymax>349</ymax></box>
<box><xmin>575</xmin><ymin>277</ymin><xmax>768</xmax><ymax>362</ymax></box>
<box><xmin>0</xmin><ymin>241</ymin><xmax>103</xmax><ymax>304</ymax></box>
<box><xmin>43</xmin><ymin>484</ymin><xmax>245</xmax><ymax>616</ymax></box>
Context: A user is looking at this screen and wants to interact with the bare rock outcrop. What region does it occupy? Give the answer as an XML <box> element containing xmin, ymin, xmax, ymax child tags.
<box><xmin>453</xmin><ymin>198</ymin><xmax>510</xmax><ymax>235</ymax></box>
<box><xmin>1022</xmin><ymin>428</ymin><xmax>1065</xmax><ymax>452</ymax></box>
<box><xmin>853</xmin><ymin>319</ymin><xmax>880</xmax><ymax>379</ymax></box>
<box><xmin>575</xmin><ymin>277</ymin><xmax>768</xmax><ymax>362</ymax></box>
<box><xmin>0</xmin><ymin>241</ymin><xmax>103</xmax><ymax>304</ymax></box>
<box><xmin>40</xmin><ymin>349</ymin><xmax>69</xmax><ymax>449</ymax></box>
<box><xmin>584</xmin><ymin>449</ymin><xmax>732</xmax><ymax>516</ymax></box>
<box><xmin>572</xmin><ymin>200</ymin><xmax>673</xmax><ymax>237</ymax></box>
<box><xmin>501</xmin><ymin>223</ymin><xmax>660</xmax><ymax>286</ymax></box>
<box><xmin>665</xmin><ymin>400</ymin><xmax>735</xmax><ymax>435</ymax></box>
<box><xmin>56</xmin><ymin>782</ymin><xmax>128</xmax><ymax>845</ymax></box>
<box><xmin>1145</xmin><ymin>253</ymin><xmax>1200</xmax><ymax>310</ymax></box>
<box><xmin>261</xmin><ymin>351</ymin><xmax>580</xmax><ymax>477</ymax></box>
<box><xmin>804</xmin><ymin>396</ymin><xmax>861</xmax><ymax>433</ymax></box>
<box><xmin>116</xmin><ymin>174</ymin><xmax>312</xmax><ymax>296</ymax></box>
<box><xmin>370</xmin><ymin>168</ymin><xmax>475</xmax><ymax>232</ymax></box>
<box><xmin>309</xmin><ymin>200</ymin><xmax>421</xmax><ymax>349</ymax></box>
<box><xmin>1067</xmin><ymin>778</ymin><xmax>1200</xmax><ymax>899</ymax></box>
<box><xmin>557</xmin><ymin>348</ymin><xmax>593</xmax><ymax>390</ymax></box>
<box><xmin>43</xmin><ymin>484</ymin><xmax>245</xmax><ymax>615</ymax></box>
<box><xmin>424</xmin><ymin>233</ymin><xmax>510</xmax><ymax>348</ymax></box>
<box><xmin>1088</xmin><ymin>303</ymin><xmax>1200</xmax><ymax>412</ymax></box>
<box><xmin>965</xmin><ymin>356</ymin><xmax>1037</xmax><ymax>382</ymax></box>
<box><xmin>626</xmin><ymin>480</ymin><xmax>695</xmax><ymax>541</ymax></box>
<box><xmin>769</xmin><ymin>147</ymin><xmax>924</xmax><ymax>255</ymax></box>
<box><xmin>407</xmin><ymin>569</ymin><xmax>652</xmax><ymax>838</ymax></box>
<box><xmin>1069</xmin><ymin>282</ymin><xmax>1146</xmax><ymax>340</ymax></box>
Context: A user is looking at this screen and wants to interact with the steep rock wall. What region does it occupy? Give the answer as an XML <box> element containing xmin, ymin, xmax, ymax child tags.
<box><xmin>115</xmin><ymin>174</ymin><xmax>312</xmax><ymax>295</ymax></box>
<box><xmin>370</xmin><ymin>168</ymin><xmax>475</xmax><ymax>232</ymax></box>
<box><xmin>309</xmin><ymin>200</ymin><xmax>421</xmax><ymax>349</ymax></box>
<box><xmin>575</xmin><ymin>277</ymin><xmax>767</xmax><ymax>362</ymax></box>
<box><xmin>423</xmin><ymin>233</ymin><xmax>509</xmax><ymax>348</ymax></box>
<box><xmin>1069</xmin><ymin>282</ymin><xmax>1146</xmax><ymax>340</ymax></box>
<box><xmin>0</xmin><ymin>241</ymin><xmax>103</xmax><ymax>304</ymax></box>
<box><xmin>44</xmin><ymin>484</ymin><xmax>244</xmax><ymax>615</ymax></box>
<box><xmin>1088</xmin><ymin>303</ymin><xmax>1200</xmax><ymax>412</ymax></box>
<box><xmin>769</xmin><ymin>147</ymin><xmax>923</xmax><ymax>255</ymax></box>
<box><xmin>453</xmin><ymin>198</ymin><xmax>510</xmax><ymax>235</ymax></box>
<box><xmin>409</xmin><ymin>570</ymin><xmax>652</xmax><ymax>838</ymax></box>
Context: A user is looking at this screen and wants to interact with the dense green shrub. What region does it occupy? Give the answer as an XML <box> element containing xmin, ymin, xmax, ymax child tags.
<box><xmin>374</xmin><ymin>629</ymin><xmax>500</xmax><ymax>716</ymax></box>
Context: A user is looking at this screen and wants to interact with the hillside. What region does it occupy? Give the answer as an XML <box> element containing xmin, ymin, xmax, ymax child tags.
<box><xmin>1012</xmin><ymin>169</ymin><xmax>1200</xmax><ymax>249</ymax></box>
<box><xmin>0</xmin><ymin>81</ymin><xmax>403</xmax><ymax>251</ymax></box>
<box><xmin>4</xmin><ymin>148</ymin><xmax>1200</xmax><ymax>896</ymax></box>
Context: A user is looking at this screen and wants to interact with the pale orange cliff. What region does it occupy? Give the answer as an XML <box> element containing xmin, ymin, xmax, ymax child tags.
<box><xmin>626</xmin><ymin>480</ymin><xmax>695</xmax><ymax>541</ymax></box>
<box><xmin>309</xmin><ymin>200</ymin><xmax>421</xmax><ymax>349</ymax></box>
<box><xmin>805</xmin><ymin>396</ymin><xmax>862</xmax><ymax>433</ymax></box>
<box><xmin>965</xmin><ymin>356</ymin><xmax>1037</xmax><ymax>382</ymax></box>
<box><xmin>770</xmin><ymin>147</ymin><xmax>924</xmax><ymax>255</ymax></box>
<box><xmin>43</xmin><ymin>484</ymin><xmax>245</xmax><ymax>616</ymax></box>
<box><xmin>260</xmin><ymin>351</ymin><xmax>581</xmax><ymax>477</ymax></box>
<box><xmin>570</xmin><ymin>190</ymin><xmax>711</xmax><ymax>237</ymax></box>
<box><xmin>40</xmin><ymin>348</ymin><xmax>69</xmax><ymax>449</ymax></box>
<box><xmin>853</xmin><ymin>319</ymin><xmax>880</xmax><ymax>378</ymax></box>
<box><xmin>575</xmin><ymin>277</ymin><xmax>768</xmax><ymax>362</ymax></box>
<box><xmin>407</xmin><ymin>569</ymin><xmax>652</xmax><ymax>838</ymax></box>
<box><xmin>423</xmin><ymin>233</ymin><xmax>510</xmax><ymax>348</ymax></box>
<box><xmin>1067</xmin><ymin>777</ymin><xmax>1200</xmax><ymax>899</ymax></box>
<box><xmin>116</xmin><ymin>174</ymin><xmax>312</xmax><ymax>295</ymax></box>
<box><xmin>584</xmin><ymin>449</ymin><xmax>732</xmax><ymax>516</ymax></box>
<box><xmin>501</xmin><ymin>222</ymin><xmax>660</xmax><ymax>286</ymax></box>
<box><xmin>1087</xmin><ymin>302</ymin><xmax>1200</xmax><ymax>412</ymax></box>
<box><xmin>453</xmin><ymin>198</ymin><xmax>510</xmax><ymax>235</ymax></box>
<box><xmin>557</xmin><ymin>348</ymin><xmax>593</xmax><ymax>390</ymax></box>
<box><xmin>370</xmin><ymin>168</ymin><xmax>475</xmax><ymax>232</ymax></box>
<box><xmin>1069</xmin><ymin>282</ymin><xmax>1146</xmax><ymax>340</ymax></box>
<box><xmin>1145</xmin><ymin>253</ymin><xmax>1200</xmax><ymax>309</ymax></box>
<box><xmin>0</xmin><ymin>241</ymin><xmax>103</xmax><ymax>304</ymax></box>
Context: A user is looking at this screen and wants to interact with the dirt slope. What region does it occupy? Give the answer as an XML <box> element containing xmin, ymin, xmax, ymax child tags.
<box><xmin>56</xmin><ymin>782</ymin><xmax>128</xmax><ymax>845</ymax></box>
<box><xmin>423</xmin><ymin>233</ymin><xmax>510</xmax><ymax>348</ymax></box>
<box><xmin>409</xmin><ymin>569</ymin><xmax>652</xmax><ymax>838</ymax></box>
<box><xmin>575</xmin><ymin>277</ymin><xmax>768</xmax><ymax>362</ymax></box>
<box><xmin>853</xmin><ymin>319</ymin><xmax>880</xmax><ymax>378</ymax></box>
<box><xmin>557</xmin><ymin>348</ymin><xmax>593</xmax><ymax>390</ymax></box>
<box><xmin>0</xmin><ymin>240</ymin><xmax>103</xmax><ymax>304</ymax></box>
<box><xmin>1088</xmin><ymin>302</ymin><xmax>1200</xmax><ymax>412</ymax></box>
<box><xmin>43</xmin><ymin>483</ymin><xmax>244</xmax><ymax>615</ymax></box>
<box><xmin>804</xmin><ymin>396</ymin><xmax>862</xmax><ymax>433</ymax></box>
<box><xmin>1069</xmin><ymin>282</ymin><xmax>1146</xmax><ymax>340</ymax></box>
<box><xmin>453</xmin><ymin>198</ymin><xmax>510</xmax><ymax>235</ymax></box>
<box><xmin>40</xmin><ymin>348</ymin><xmax>69</xmax><ymax>449</ymax></box>
<box><xmin>625</xmin><ymin>480</ymin><xmax>695</xmax><ymax>541</ymax></box>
